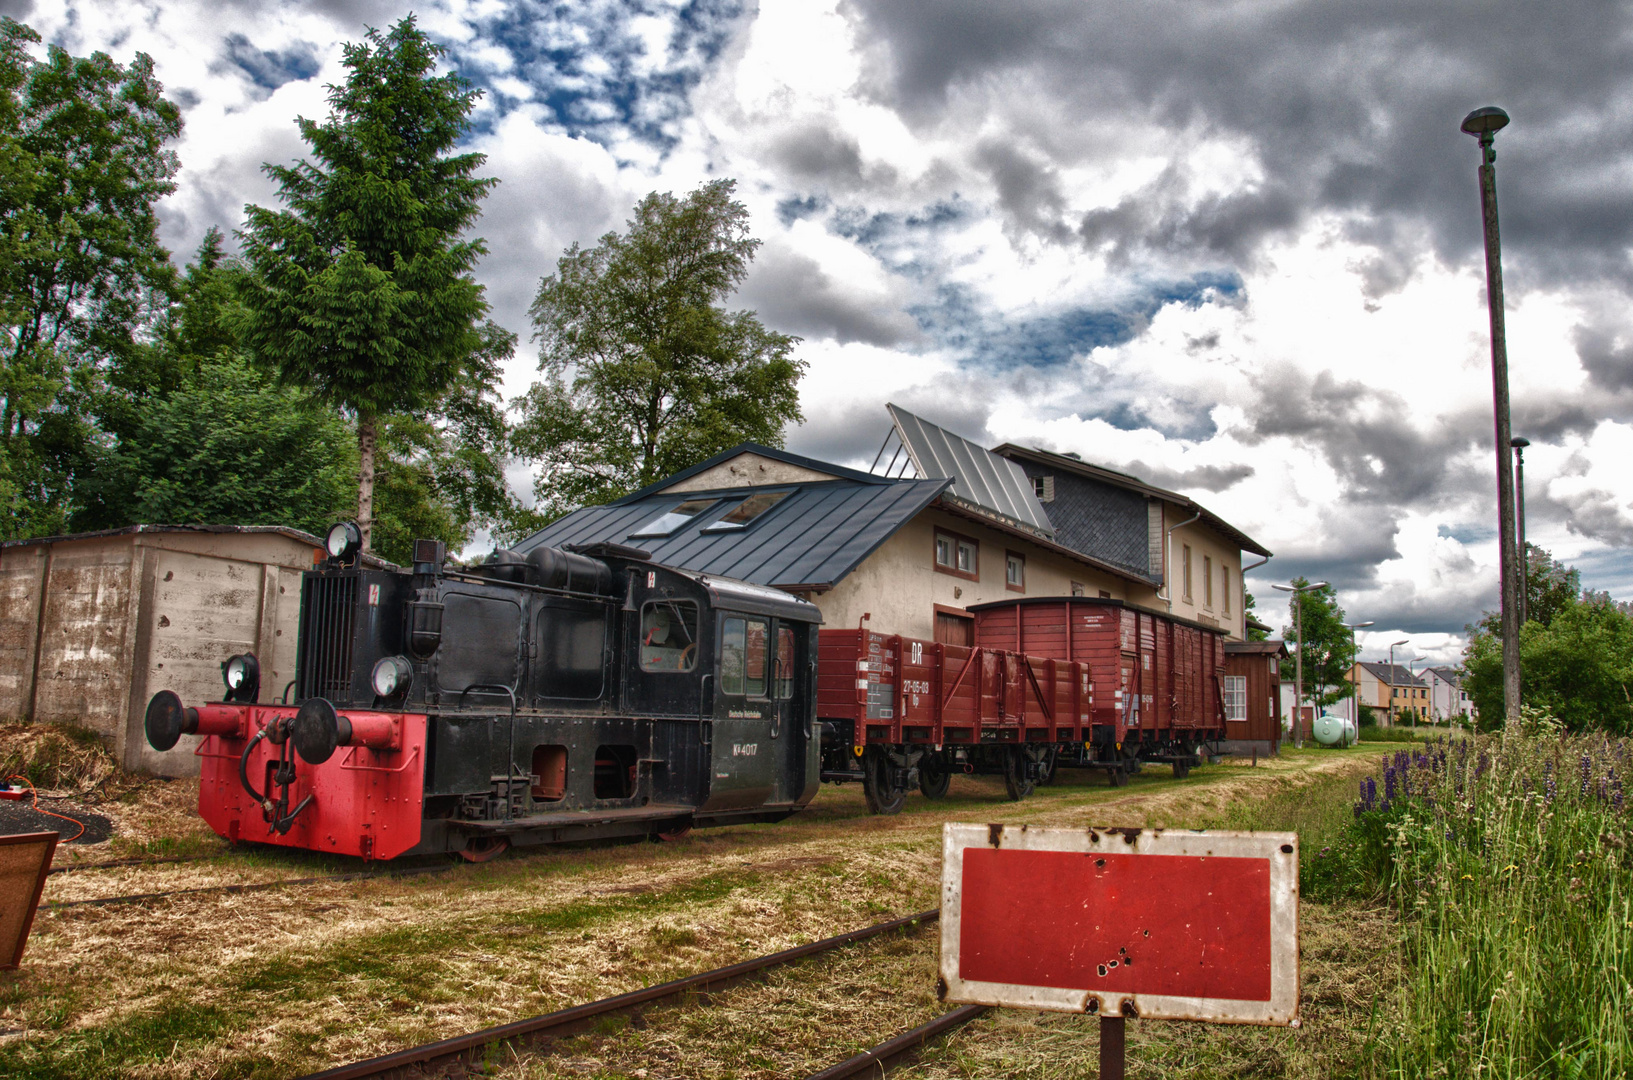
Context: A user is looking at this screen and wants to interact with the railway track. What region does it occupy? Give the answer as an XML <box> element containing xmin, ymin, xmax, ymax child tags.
<box><xmin>294</xmin><ymin>908</ymin><xmax>964</xmax><ymax>1080</ymax></box>
<box><xmin>42</xmin><ymin>863</ymin><xmax>456</xmax><ymax>910</ymax></box>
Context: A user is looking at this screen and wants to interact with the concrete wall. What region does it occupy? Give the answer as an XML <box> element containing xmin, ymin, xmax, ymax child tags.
<box><xmin>664</xmin><ymin>452</ymin><xmax>838</xmax><ymax>492</ymax></box>
<box><xmin>812</xmin><ymin>507</ymin><xmax>1162</xmax><ymax>640</ymax></box>
<box><xmin>0</xmin><ymin>529</ymin><xmax>318</xmax><ymax>775</ymax></box>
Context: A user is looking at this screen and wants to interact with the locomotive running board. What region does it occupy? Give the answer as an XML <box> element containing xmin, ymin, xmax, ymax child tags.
<box><xmin>457</xmin><ymin>803</ymin><xmax>696</xmax><ymax>831</ymax></box>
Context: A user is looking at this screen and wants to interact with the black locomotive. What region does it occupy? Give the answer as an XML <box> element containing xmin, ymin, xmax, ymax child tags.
<box><xmin>144</xmin><ymin>524</ymin><xmax>823</xmax><ymax>860</ymax></box>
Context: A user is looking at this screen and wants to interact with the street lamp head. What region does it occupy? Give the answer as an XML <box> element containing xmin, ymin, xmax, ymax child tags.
<box><xmin>1461</xmin><ymin>106</ymin><xmax>1509</xmax><ymax>138</ymax></box>
<box><xmin>1392</xmin><ymin>639</ymin><xmax>1410</xmax><ymax>647</ymax></box>
<box><xmin>1309</xmin><ymin>581</ymin><xmax>1330</xmax><ymax>590</ymax></box>
<box><xmin>1510</xmin><ymin>436</ymin><xmax>1529</xmax><ymax>449</ymax></box>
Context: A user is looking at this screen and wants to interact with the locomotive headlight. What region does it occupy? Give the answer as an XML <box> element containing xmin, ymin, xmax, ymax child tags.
<box><xmin>326</xmin><ymin>521</ymin><xmax>362</xmax><ymax>562</ymax></box>
<box><xmin>371</xmin><ymin>655</ymin><xmax>412</xmax><ymax>698</ymax></box>
<box><xmin>221</xmin><ymin>653</ymin><xmax>260</xmax><ymax>703</ymax></box>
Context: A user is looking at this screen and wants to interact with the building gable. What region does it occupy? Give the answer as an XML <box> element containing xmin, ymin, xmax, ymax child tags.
<box><xmin>661</xmin><ymin>450</ymin><xmax>839</xmax><ymax>493</ymax></box>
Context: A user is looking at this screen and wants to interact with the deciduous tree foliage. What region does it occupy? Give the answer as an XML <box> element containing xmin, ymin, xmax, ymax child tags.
<box><xmin>1464</xmin><ymin>547</ymin><xmax>1633</xmax><ymax>733</ymax></box>
<box><xmin>238</xmin><ymin>16</ymin><xmax>500</xmax><ymax>551</ymax></box>
<box><xmin>0</xmin><ymin>17</ymin><xmax>182</xmax><ymax>538</ymax></box>
<box><xmin>517</xmin><ymin>179</ymin><xmax>804</xmax><ymax>518</ymax></box>
<box><xmin>1282</xmin><ymin>577</ymin><xmax>1358</xmax><ymax>708</ymax></box>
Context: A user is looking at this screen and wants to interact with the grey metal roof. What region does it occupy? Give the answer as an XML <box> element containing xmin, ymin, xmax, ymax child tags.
<box><xmin>514</xmin><ymin>475</ymin><xmax>951</xmax><ymax>592</ymax></box>
<box><xmin>885</xmin><ymin>404</ymin><xmax>1055</xmax><ymax>537</ymax></box>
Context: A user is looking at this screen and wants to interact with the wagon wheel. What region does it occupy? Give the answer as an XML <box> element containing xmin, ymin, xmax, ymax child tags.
<box><xmin>1038</xmin><ymin>747</ymin><xmax>1060</xmax><ymax>786</ymax></box>
<box><xmin>1003</xmin><ymin>747</ymin><xmax>1036</xmax><ymax>801</ymax></box>
<box><xmin>458</xmin><ymin>835</ymin><xmax>511</xmax><ymax>863</ymax></box>
<box><xmin>919</xmin><ymin>753</ymin><xmax>951</xmax><ymax>799</ymax></box>
<box><xmin>862</xmin><ymin>747</ymin><xmax>907</xmax><ymax>815</ymax></box>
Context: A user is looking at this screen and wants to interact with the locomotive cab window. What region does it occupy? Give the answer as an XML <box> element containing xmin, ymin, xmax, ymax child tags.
<box><xmin>774</xmin><ymin>626</ymin><xmax>796</xmax><ymax>699</ymax></box>
<box><xmin>640</xmin><ymin>601</ymin><xmax>699</xmax><ymax>672</ymax></box>
<box><xmin>721</xmin><ymin>616</ymin><xmax>769</xmax><ymax>697</ymax></box>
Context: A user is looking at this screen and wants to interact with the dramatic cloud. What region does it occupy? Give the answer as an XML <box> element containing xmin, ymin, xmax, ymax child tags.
<box><xmin>22</xmin><ymin>0</ymin><xmax>1633</xmax><ymax>661</ymax></box>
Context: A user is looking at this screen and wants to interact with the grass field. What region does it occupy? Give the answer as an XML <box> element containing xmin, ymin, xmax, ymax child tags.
<box><xmin>0</xmin><ymin>743</ymin><xmax>1405</xmax><ymax>1079</ymax></box>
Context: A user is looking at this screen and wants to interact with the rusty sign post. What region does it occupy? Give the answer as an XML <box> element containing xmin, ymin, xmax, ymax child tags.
<box><xmin>940</xmin><ymin>824</ymin><xmax>1299</xmax><ymax>1076</ymax></box>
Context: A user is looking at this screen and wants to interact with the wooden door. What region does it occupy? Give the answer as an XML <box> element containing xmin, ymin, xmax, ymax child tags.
<box><xmin>935</xmin><ymin>610</ymin><xmax>974</xmax><ymax>646</ymax></box>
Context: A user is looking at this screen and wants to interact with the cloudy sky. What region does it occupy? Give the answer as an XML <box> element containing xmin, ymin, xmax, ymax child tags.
<box><xmin>13</xmin><ymin>0</ymin><xmax>1633</xmax><ymax>662</ymax></box>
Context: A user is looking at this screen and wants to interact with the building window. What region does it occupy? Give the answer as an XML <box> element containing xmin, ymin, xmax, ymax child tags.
<box><xmin>1032</xmin><ymin>475</ymin><xmax>1055</xmax><ymax>502</ymax></box>
<box><xmin>1099</xmin><ymin>590</ymin><xmax>1112</xmax><ymax>598</ymax></box>
<box><xmin>1203</xmin><ymin>555</ymin><xmax>1213</xmax><ymax>608</ymax></box>
<box><xmin>1182</xmin><ymin>544</ymin><xmax>1193</xmax><ymax>602</ymax></box>
<box><xmin>630</xmin><ymin>498</ymin><xmax>717</xmax><ymax>538</ymax></box>
<box><xmin>1005</xmin><ymin>551</ymin><xmax>1025</xmax><ymax>592</ymax></box>
<box><xmin>702</xmin><ymin>490</ymin><xmax>791</xmax><ymax>532</ymax></box>
<box><xmin>1223</xmin><ymin>676</ymin><xmax>1247</xmax><ymax>722</ymax></box>
<box><xmin>1223</xmin><ymin>571</ymin><xmax>1231</xmax><ymax>614</ymax></box>
<box><xmin>1070</xmin><ymin>581</ymin><xmax>1084</xmax><ymax>597</ymax></box>
<box><xmin>934</xmin><ymin>529</ymin><xmax>978</xmax><ymax>581</ymax></box>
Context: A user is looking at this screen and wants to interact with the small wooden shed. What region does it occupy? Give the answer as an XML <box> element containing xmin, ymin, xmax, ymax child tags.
<box><xmin>0</xmin><ymin>525</ymin><xmax>326</xmax><ymax>776</ymax></box>
<box><xmin>1222</xmin><ymin>640</ymin><xmax>1286</xmax><ymax>755</ymax></box>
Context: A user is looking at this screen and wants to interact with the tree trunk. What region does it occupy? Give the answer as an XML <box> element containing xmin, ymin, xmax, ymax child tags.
<box><xmin>357</xmin><ymin>413</ymin><xmax>377</xmax><ymax>553</ymax></box>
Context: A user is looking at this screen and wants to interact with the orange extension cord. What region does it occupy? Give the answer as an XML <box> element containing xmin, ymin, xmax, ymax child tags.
<box><xmin>3</xmin><ymin>774</ymin><xmax>87</xmax><ymax>843</ymax></box>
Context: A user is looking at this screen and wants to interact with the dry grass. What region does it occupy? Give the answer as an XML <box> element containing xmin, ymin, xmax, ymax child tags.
<box><xmin>0</xmin><ymin>746</ymin><xmax>1394</xmax><ymax>1079</ymax></box>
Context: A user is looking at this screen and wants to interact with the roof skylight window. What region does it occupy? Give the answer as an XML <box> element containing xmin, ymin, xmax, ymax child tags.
<box><xmin>702</xmin><ymin>490</ymin><xmax>791</xmax><ymax>532</ymax></box>
<box><xmin>629</xmin><ymin>499</ymin><xmax>718</xmax><ymax>538</ymax></box>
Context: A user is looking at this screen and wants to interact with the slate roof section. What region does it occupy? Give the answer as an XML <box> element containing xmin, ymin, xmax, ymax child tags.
<box><xmin>886</xmin><ymin>404</ymin><xmax>1055</xmax><ymax>537</ymax></box>
<box><xmin>1357</xmin><ymin>662</ymin><xmax>1427</xmax><ymax>687</ymax></box>
<box><xmin>1006</xmin><ymin>457</ymin><xmax>1155</xmax><ymax>581</ymax></box>
<box><xmin>514</xmin><ymin>471</ymin><xmax>952</xmax><ymax>592</ymax></box>
<box><xmin>992</xmin><ymin>444</ymin><xmax>1272</xmax><ymax>558</ymax></box>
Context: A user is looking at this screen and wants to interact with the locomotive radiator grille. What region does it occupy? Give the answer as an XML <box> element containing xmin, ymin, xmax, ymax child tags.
<box><xmin>299</xmin><ymin>574</ymin><xmax>358</xmax><ymax>701</ymax></box>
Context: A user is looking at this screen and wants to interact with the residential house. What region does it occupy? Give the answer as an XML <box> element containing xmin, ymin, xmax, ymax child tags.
<box><xmin>1422</xmin><ymin>666</ymin><xmax>1474</xmax><ymax>723</ymax></box>
<box><xmin>1350</xmin><ymin>662</ymin><xmax>1431</xmax><ymax>724</ymax></box>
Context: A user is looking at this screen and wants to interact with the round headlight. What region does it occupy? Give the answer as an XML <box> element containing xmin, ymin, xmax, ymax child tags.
<box><xmin>371</xmin><ymin>655</ymin><xmax>412</xmax><ymax>698</ymax></box>
<box><xmin>221</xmin><ymin>653</ymin><xmax>260</xmax><ymax>702</ymax></box>
<box><xmin>326</xmin><ymin>521</ymin><xmax>362</xmax><ymax>561</ymax></box>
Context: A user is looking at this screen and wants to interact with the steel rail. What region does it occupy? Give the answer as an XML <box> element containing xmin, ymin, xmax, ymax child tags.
<box><xmin>44</xmin><ymin>864</ymin><xmax>454</xmax><ymax>909</ymax></box>
<box><xmin>804</xmin><ymin>1004</ymin><xmax>989</xmax><ymax>1080</ymax></box>
<box><xmin>294</xmin><ymin>907</ymin><xmax>942</xmax><ymax>1080</ymax></box>
<box><xmin>47</xmin><ymin>854</ymin><xmax>214</xmax><ymax>876</ymax></box>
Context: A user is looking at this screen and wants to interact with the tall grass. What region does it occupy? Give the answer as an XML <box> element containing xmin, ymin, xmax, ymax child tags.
<box><xmin>1331</xmin><ymin>732</ymin><xmax>1631</xmax><ymax>1079</ymax></box>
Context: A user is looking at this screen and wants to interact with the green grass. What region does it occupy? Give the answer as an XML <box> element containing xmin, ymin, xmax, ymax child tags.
<box><xmin>1320</xmin><ymin>733</ymin><xmax>1633</xmax><ymax>1079</ymax></box>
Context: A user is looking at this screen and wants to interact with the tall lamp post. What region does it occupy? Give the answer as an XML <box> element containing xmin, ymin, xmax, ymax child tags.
<box><xmin>1273</xmin><ymin>579</ymin><xmax>1330</xmax><ymax>749</ymax></box>
<box><xmin>1462</xmin><ymin>105</ymin><xmax>1522</xmax><ymax>724</ymax></box>
<box><xmin>1408</xmin><ymin>655</ymin><xmax>1428</xmax><ymax>730</ymax></box>
<box><xmin>1511</xmin><ymin>436</ymin><xmax>1529</xmax><ymax>625</ymax></box>
<box><xmin>1346</xmin><ymin>621</ymin><xmax>1374</xmax><ymax>727</ymax></box>
<box><xmin>1387</xmin><ymin>638</ymin><xmax>1410</xmax><ymax>727</ymax></box>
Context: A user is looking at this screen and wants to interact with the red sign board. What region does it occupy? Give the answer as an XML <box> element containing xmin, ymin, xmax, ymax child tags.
<box><xmin>940</xmin><ymin>824</ymin><xmax>1299</xmax><ymax>1025</ymax></box>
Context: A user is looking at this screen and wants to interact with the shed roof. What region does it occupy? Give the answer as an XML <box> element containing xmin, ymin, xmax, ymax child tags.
<box><xmin>515</xmin><ymin>460</ymin><xmax>952</xmax><ymax>592</ymax></box>
<box><xmin>1226</xmin><ymin>640</ymin><xmax>1288</xmax><ymax>656</ymax></box>
<box><xmin>992</xmin><ymin>444</ymin><xmax>1271</xmax><ymax>558</ymax></box>
<box><xmin>1</xmin><ymin>523</ymin><xmax>399</xmax><ymax>568</ymax></box>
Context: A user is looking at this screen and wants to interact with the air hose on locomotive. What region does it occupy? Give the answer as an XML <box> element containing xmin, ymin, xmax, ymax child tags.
<box><xmin>236</xmin><ymin>718</ymin><xmax>314</xmax><ymax>835</ymax></box>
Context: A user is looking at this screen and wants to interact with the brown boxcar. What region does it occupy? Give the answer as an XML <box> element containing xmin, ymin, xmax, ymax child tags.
<box><xmin>968</xmin><ymin>596</ymin><xmax>1229</xmax><ymax>762</ymax></box>
<box><xmin>815</xmin><ymin>597</ymin><xmax>1228</xmax><ymax>814</ymax></box>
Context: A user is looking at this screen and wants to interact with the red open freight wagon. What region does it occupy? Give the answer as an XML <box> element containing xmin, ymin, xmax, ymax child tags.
<box><xmin>815</xmin><ymin>597</ymin><xmax>1230</xmax><ymax>814</ymax></box>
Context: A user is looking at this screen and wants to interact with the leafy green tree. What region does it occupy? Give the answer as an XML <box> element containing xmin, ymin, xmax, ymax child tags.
<box><xmin>1283</xmin><ymin>577</ymin><xmax>1357</xmax><ymax>708</ymax></box>
<box><xmin>1521</xmin><ymin>543</ymin><xmax>1581</xmax><ymax>627</ymax></box>
<box><xmin>1243</xmin><ymin>590</ymin><xmax>1269</xmax><ymax>641</ymax></box>
<box><xmin>1465</xmin><ymin>594</ymin><xmax>1633</xmax><ymax>734</ymax></box>
<box><xmin>238</xmin><ymin>16</ymin><xmax>501</xmax><ymax>552</ymax></box>
<box><xmin>516</xmin><ymin>179</ymin><xmax>804</xmax><ymax>517</ymax></box>
<box><xmin>0</xmin><ymin>17</ymin><xmax>182</xmax><ymax>538</ymax></box>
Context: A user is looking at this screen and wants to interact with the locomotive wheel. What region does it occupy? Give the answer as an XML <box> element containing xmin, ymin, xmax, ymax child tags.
<box><xmin>919</xmin><ymin>754</ymin><xmax>951</xmax><ymax>799</ymax></box>
<box><xmin>458</xmin><ymin>836</ymin><xmax>511</xmax><ymax>863</ymax></box>
<box><xmin>862</xmin><ymin>747</ymin><xmax>907</xmax><ymax>815</ymax></box>
<box><xmin>1002</xmin><ymin>747</ymin><xmax>1036</xmax><ymax>801</ymax></box>
<box><xmin>654</xmin><ymin>820</ymin><xmax>694</xmax><ymax>842</ymax></box>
